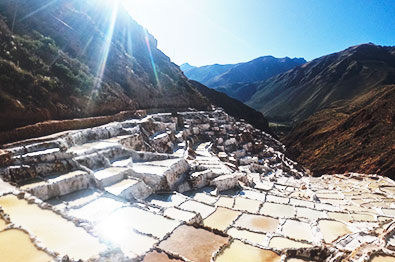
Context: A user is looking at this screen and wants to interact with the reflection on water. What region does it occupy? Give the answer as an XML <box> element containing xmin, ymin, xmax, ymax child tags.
<box><xmin>68</xmin><ymin>195</ymin><xmax>124</xmax><ymax>222</ymax></box>
<box><xmin>96</xmin><ymin>217</ymin><xmax>157</xmax><ymax>258</ymax></box>
<box><xmin>96</xmin><ymin>206</ymin><xmax>180</xmax><ymax>239</ymax></box>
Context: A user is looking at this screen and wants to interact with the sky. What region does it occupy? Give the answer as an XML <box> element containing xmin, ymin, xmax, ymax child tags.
<box><xmin>124</xmin><ymin>0</ymin><xmax>395</xmax><ymax>66</ymax></box>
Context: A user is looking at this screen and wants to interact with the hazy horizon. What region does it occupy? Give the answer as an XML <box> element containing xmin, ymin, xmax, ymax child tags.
<box><xmin>124</xmin><ymin>0</ymin><xmax>395</xmax><ymax>66</ymax></box>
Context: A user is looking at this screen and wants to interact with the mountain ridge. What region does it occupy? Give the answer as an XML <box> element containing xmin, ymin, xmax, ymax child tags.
<box><xmin>181</xmin><ymin>56</ymin><xmax>306</xmax><ymax>102</ymax></box>
<box><xmin>246</xmin><ymin>43</ymin><xmax>395</xmax><ymax>124</ymax></box>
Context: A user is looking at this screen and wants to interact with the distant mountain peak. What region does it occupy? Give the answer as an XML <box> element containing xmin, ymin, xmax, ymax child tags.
<box><xmin>180</xmin><ymin>62</ymin><xmax>193</xmax><ymax>67</ymax></box>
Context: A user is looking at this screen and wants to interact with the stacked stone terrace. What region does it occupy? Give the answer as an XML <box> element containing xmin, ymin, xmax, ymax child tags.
<box><xmin>0</xmin><ymin>108</ymin><xmax>394</xmax><ymax>262</ymax></box>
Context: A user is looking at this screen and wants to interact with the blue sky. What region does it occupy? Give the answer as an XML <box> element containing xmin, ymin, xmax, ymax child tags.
<box><xmin>125</xmin><ymin>0</ymin><xmax>395</xmax><ymax>66</ymax></box>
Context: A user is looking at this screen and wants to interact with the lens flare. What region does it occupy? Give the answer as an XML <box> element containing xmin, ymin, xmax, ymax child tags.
<box><xmin>19</xmin><ymin>0</ymin><xmax>58</xmax><ymax>22</ymax></box>
<box><xmin>144</xmin><ymin>28</ymin><xmax>160</xmax><ymax>87</ymax></box>
<box><xmin>85</xmin><ymin>0</ymin><xmax>120</xmax><ymax>112</ymax></box>
<box><xmin>94</xmin><ymin>0</ymin><xmax>119</xmax><ymax>87</ymax></box>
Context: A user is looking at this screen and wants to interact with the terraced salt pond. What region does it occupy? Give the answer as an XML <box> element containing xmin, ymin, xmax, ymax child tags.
<box><xmin>319</xmin><ymin>219</ymin><xmax>352</xmax><ymax>243</ymax></box>
<box><xmin>0</xmin><ymin>194</ymin><xmax>104</xmax><ymax>260</ymax></box>
<box><xmin>226</xmin><ymin>227</ymin><xmax>267</xmax><ymax>246</ymax></box>
<box><xmin>1</xmin><ymin>171</ymin><xmax>395</xmax><ymax>262</ymax></box>
<box><xmin>0</xmin><ymin>218</ymin><xmax>6</xmax><ymax>230</ymax></box>
<box><xmin>0</xmin><ymin>110</ymin><xmax>394</xmax><ymax>261</ymax></box>
<box><xmin>234</xmin><ymin>197</ymin><xmax>261</xmax><ymax>213</ymax></box>
<box><xmin>67</xmin><ymin>195</ymin><xmax>124</xmax><ymax>222</ymax></box>
<box><xmin>215</xmin><ymin>240</ymin><xmax>280</xmax><ymax>262</ymax></box>
<box><xmin>97</xmin><ymin>223</ymin><xmax>157</xmax><ymax>257</ymax></box>
<box><xmin>203</xmin><ymin>207</ymin><xmax>240</xmax><ymax>230</ymax></box>
<box><xmin>281</xmin><ymin>220</ymin><xmax>314</xmax><ymax>242</ymax></box>
<box><xmin>143</xmin><ymin>250</ymin><xmax>184</xmax><ymax>262</ymax></box>
<box><xmin>180</xmin><ymin>200</ymin><xmax>216</xmax><ymax>218</ymax></box>
<box><xmin>269</xmin><ymin>236</ymin><xmax>313</xmax><ymax>249</ymax></box>
<box><xmin>370</xmin><ymin>256</ymin><xmax>395</xmax><ymax>262</ymax></box>
<box><xmin>234</xmin><ymin>213</ymin><xmax>279</xmax><ymax>233</ymax></box>
<box><xmin>215</xmin><ymin>196</ymin><xmax>235</xmax><ymax>208</ymax></box>
<box><xmin>0</xmin><ymin>229</ymin><xmax>54</xmax><ymax>262</ymax></box>
<box><xmin>261</xmin><ymin>202</ymin><xmax>295</xmax><ymax>218</ymax></box>
<box><xmin>158</xmin><ymin>225</ymin><xmax>229</xmax><ymax>262</ymax></box>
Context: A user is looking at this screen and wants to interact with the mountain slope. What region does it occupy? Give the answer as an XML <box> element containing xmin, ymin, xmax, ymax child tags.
<box><xmin>181</xmin><ymin>63</ymin><xmax>234</xmax><ymax>85</ymax></box>
<box><xmin>244</xmin><ymin>43</ymin><xmax>395</xmax><ymax>177</ymax></box>
<box><xmin>284</xmin><ymin>84</ymin><xmax>395</xmax><ymax>178</ymax></box>
<box><xmin>0</xmin><ymin>0</ymin><xmax>209</xmax><ymax>131</ymax></box>
<box><xmin>215</xmin><ymin>82</ymin><xmax>260</xmax><ymax>103</ymax></box>
<box><xmin>181</xmin><ymin>56</ymin><xmax>306</xmax><ymax>102</ymax></box>
<box><xmin>247</xmin><ymin>44</ymin><xmax>395</xmax><ymax>123</ymax></box>
<box><xmin>190</xmin><ymin>80</ymin><xmax>274</xmax><ymax>137</ymax></box>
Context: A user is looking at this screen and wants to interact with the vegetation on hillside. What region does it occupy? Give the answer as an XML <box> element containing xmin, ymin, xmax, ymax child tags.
<box><xmin>285</xmin><ymin>85</ymin><xmax>395</xmax><ymax>178</ymax></box>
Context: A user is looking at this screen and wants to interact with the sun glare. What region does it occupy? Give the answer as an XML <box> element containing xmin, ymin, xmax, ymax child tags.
<box><xmin>83</xmin><ymin>0</ymin><xmax>121</xmax><ymax>112</ymax></box>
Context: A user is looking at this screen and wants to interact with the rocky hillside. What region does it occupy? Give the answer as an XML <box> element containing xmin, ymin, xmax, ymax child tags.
<box><xmin>0</xmin><ymin>0</ymin><xmax>209</xmax><ymax>131</ymax></box>
<box><xmin>245</xmin><ymin>43</ymin><xmax>395</xmax><ymax>177</ymax></box>
<box><xmin>247</xmin><ymin>44</ymin><xmax>395</xmax><ymax>123</ymax></box>
<box><xmin>181</xmin><ymin>56</ymin><xmax>306</xmax><ymax>102</ymax></box>
<box><xmin>285</xmin><ymin>84</ymin><xmax>395</xmax><ymax>179</ymax></box>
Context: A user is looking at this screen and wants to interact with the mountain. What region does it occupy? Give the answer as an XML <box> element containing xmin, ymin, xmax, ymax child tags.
<box><xmin>247</xmin><ymin>44</ymin><xmax>395</xmax><ymax>124</ymax></box>
<box><xmin>284</xmin><ymin>84</ymin><xmax>395</xmax><ymax>178</ymax></box>
<box><xmin>181</xmin><ymin>56</ymin><xmax>306</xmax><ymax>101</ymax></box>
<box><xmin>179</xmin><ymin>63</ymin><xmax>196</xmax><ymax>73</ymax></box>
<box><xmin>181</xmin><ymin>63</ymin><xmax>234</xmax><ymax>87</ymax></box>
<box><xmin>189</xmin><ymin>80</ymin><xmax>274</xmax><ymax>137</ymax></box>
<box><xmin>215</xmin><ymin>82</ymin><xmax>260</xmax><ymax>103</ymax></box>
<box><xmin>0</xmin><ymin>0</ymin><xmax>209</xmax><ymax>132</ymax></box>
<box><xmin>244</xmin><ymin>43</ymin><xmax>395</xmax><ymax>177</ymax></box>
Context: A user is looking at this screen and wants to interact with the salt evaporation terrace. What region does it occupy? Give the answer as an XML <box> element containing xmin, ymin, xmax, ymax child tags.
<box><xmin>0</xmin><ymin>108</ymin><xmax>394</xmax><ymax>262</ymax></box>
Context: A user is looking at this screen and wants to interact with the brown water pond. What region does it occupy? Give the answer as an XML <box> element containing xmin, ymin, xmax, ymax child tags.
<box><xmin>215</xmin><ymin>240</ymin><xmax>280</xmax><ymax>262</ymax></box>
